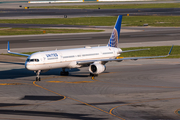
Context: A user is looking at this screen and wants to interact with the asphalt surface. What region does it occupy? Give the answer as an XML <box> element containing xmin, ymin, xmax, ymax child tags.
<box><xmin>0</xmin><ymin>0</ymin><xmax>180</xmax><ymax>9</ymax></box>
<box><xmin>0</xmin><ymin>1</ymin><xmax>180</xmax><ymax>119</ymax></box>
<box><xmin>0</xmin><ymin>25</ymin><xmax>180</xmax><ymax>119</ymax></box>
<box><xmin>1</xmin><ymin>8</ymin><xmax>180</xmax><ymax>19</ymax></box>
<box><xmin>0</xmin><ymin>27</ymin><xmax>180</xmax><ymax>50</ymax></box>
<box><xmin>0</xmin><ymin>55</ymin><xmax>180</xmax><ymax>120</ymax></box>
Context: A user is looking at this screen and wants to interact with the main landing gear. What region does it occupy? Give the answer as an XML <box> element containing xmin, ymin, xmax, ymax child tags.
<box><xmin>35</xmin><ymin>70</ymin><xmax>41</xmax><ymax>81</ymax></box>
<box><xmin>90</xmin><ymin>73</ymin><xmax>98</xmax><ymax>77</ymax></box>
<box><xmin>60</xmin><ymin>68</ymin><xmax>69</xmax><ymax>76</ymax></box>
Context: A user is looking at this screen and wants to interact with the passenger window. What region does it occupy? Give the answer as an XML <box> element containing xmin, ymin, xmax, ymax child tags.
<box><xmin>35</xmin><ymin>59</ymin><xmax>39</xmax><ymax>62</ymax></box>
<box><xmin>30</xmin><ymin>59</ymin><xmax>34</xmax><ymax>62</ymax></box>
<box><xmin>26</xmin><ymin>59</ymin><xmax>39</xmax><ymax>62</ymax></box>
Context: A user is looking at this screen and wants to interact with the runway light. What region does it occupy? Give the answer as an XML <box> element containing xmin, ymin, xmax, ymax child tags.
<box><xmin>43</xmin><ymin>30</ymin><xmax>46</xmax><ymax>34</ymax></box>
<box><xmin>127</xmin><ymin>14</ymin><xmax>129</xmax><ymax>16</ymax></box>
<box><xmin>24</xmin><ymin>7</ymin><xmax>29</xmax><ymax>9</ymax></box>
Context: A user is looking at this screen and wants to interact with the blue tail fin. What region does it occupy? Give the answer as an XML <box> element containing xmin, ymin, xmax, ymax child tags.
<box><xmin>107</xmin><ymin>15</ymin><xmax>122</xmax><ymax>48</ymax></box>
<box><xmin>7</xmin><ymin>41</ymin><xmax>10</xmax><ymax>52</ymax></box>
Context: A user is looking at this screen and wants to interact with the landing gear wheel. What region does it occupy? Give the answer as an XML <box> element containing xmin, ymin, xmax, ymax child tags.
<box><xmin>65</xmin><ymin>71</ymin><xmax>69</xmax><ymax>76</ymax></box>
<box><xmin>35</xmin><ymin>70</ymin><xmax>41</xmax><ymax>81</ymax></box>
<box><xmin>90</xmin><ymin>73</ymin><xmax>93</xmax><ymax>76</ymax></box>
<box><xmin>36</xmin><ymin>77</ymin><xmax>41</xmax><ymax>81</ymax></box>
<box><xmin>90</xmin><ymin>73</ymin><xmax>98</xmax><ymax>77</ymax></box>
<box><xmin>60</xmin><ymin>71</ymin><xmax>69</xmax><ymax>76</ymax></box>
<box><xmin>60</xmin><ymin>68</ymin><xmax>69</xmax><ymax>76</ymax></box>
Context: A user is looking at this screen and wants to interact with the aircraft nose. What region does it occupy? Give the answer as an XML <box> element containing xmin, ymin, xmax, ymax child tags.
<box><xmin>25</xmin><ymin>62</ymin><xmax>28</xmax><ymax>70</ymax></box>
<box><xmin>25</xmin><ymin>62</ymin><xmax>33</xmax><ymax>70</ymax></box>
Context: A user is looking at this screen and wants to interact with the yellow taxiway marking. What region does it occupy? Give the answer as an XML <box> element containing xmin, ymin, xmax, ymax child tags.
<box><xmin>47</xmin><ymin>81</ymin><xmax>94</xmax><ymax>84</ymax></box>
<box><xmin>92</xmin><ymin>76</ymin><xmax>180</xmax><ymax>118</ymax></box>
<box><xmin>174</xmin><ymin>108</ymin><xmax>180</xmax><ymax>116</ymax></box>
<box><xmin>41</xmin><ymin>76</ymin><xmax>66</xmax><ymax>81</ymax></box>
<box><xmin>33</xmin><ymin>77</ymin><xmax>125</xmax><ymax>120</ymax></box>
<box><xmin>33</xmin><ymin>81</ymin><xmax>66</xmax><ymax>100</ymax></box>
<box><xmin>0</xmin><ymin>82</ymin><xmax>63</xmax><ymax>108</ymax></box>
<box><xmin>0</xmin><ymin>83</ymin><xmax>23</xmax><ymax>85</ymax></box>
<box><xmin>92</xmin><ymin>76</ymin><xmax>179</xmax><ymax>89</ymax></box>
<box><xmin>67</xmin><ymin>96</ymin><xmax>125</xmax><ymax>120</ymax></box>
<box><xmin>109</xmin><ymin>97</ymin><xmax>180</xmax><ymax>116</ymax></box>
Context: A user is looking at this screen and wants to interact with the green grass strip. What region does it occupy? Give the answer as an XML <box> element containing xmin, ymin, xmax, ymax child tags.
<box><xmin>0</xmin><ymin>28</ymin><xmax>103</xmax><ymax>35</ymax></box>
<box><xmin>30</xmin><ymin>3</ymin><xmax>180</xmax><ymax>9</ymax></box>
<box><xmin>4</xmin><ymin>46</ymin><xmax>180</xmax><ymax>59</ymax></box>
<box><xmin>0</xmin><ymin>16</ymin><xmax>180</xmax><ymax>27</ymax></box>
<box><xmin>121</xmin><ymin>46</ymin><xmax>180</xmax><ymax>59</ymax></box>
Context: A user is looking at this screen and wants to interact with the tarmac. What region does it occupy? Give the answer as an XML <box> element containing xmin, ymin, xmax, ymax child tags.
<box><xmin>1</xmin><ymin>36</ymin><xmax>180</xmax><ymax>119</ymax></box>
<box><xmin>0</xmin><ymin>54</ymin><xmax>180</xmax><ymax>120</ymax></box>
<box><xmin>0</xmin><ymin>28</ymin><xmax>180</xmax><ymax>119</ymax></box>
<box><xmin>0</xmin><ymin>1</ymin><xmax>180</xmax><ymax>118</ymax></box>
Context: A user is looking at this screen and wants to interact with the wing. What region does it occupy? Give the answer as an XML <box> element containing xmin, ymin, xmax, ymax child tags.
<box><xmin>77</xmin><ymin>45</ymin><xmax>173</xmax><ymax>65</ymax></box>
<box><xmin>7</xmin><ymin>41</ymin><xmax>30</xmax><ymax>57</ymax></box>
<box><xmin>119</xmin><ymin>48</ymin><xmax>150</xmax><ymax>53</ymax></box>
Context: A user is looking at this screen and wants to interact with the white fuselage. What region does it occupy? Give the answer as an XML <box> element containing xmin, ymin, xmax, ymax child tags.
<box><xmin>25</xmin><ymin>46</ymin><xmax>122</xmax><ymax>71</ymax></box>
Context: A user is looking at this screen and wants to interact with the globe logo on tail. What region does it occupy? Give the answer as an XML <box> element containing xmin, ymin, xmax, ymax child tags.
<box><xmin>108</xmin><ymin>28</ymin><xmax>118</xmax><ymax>48</ymax></box>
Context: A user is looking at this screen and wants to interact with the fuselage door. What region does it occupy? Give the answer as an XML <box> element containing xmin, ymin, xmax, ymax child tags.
<box><xmin>58</xmin><ymin>53</ymin><xmax>63</xmax><ymax>63</ymax></box>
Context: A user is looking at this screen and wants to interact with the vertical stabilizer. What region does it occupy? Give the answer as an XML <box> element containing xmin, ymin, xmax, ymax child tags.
<box><xmin>107</xmin><ymin>15</ymin><xmax>122</xmax><ymax>48</ymax></box>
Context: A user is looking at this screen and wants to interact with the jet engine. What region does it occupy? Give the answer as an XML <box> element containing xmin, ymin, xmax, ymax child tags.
<box><xmin>89</xmin><ymin>63</ymin><xmax>106</xmax><ymax>74</ymax></box>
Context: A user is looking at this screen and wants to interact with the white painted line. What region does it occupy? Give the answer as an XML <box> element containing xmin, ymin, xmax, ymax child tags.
<box><xmin>28</xmin><ymin>37</ymin><xmax>92</xmax><ymax>42</ymax></box>
<box><xmin>28</xmin><ymin>0</ymin><xmax>83</xmax><ymax>3</ymax></box>
<box><xmin>98</xmin><ymin>0</ymin><xmax>154</xmax><ymax>1</ymax></box>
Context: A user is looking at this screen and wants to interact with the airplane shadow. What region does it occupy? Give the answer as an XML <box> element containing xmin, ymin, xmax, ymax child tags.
<box><xmin>77</xmin><ymin>101</ymin><xmax>127</xmax><ymax>105</ymax></box>
<box><xmin>21</xmin><ymin>95</ymin><xmax>64</xmax><ymax>101</ymax></box>
<box><xmin>0</xmin><ymin>68</ymin><xmax>33</xmax><ymax>80</ymax></box>
<box><xmin>68</xmin><ymin>74</ymin><xmax>89</xmax><ymax>78</ymax></box>
<box><xmin>0</xmin><ymin>68</ymin><xmax>82</xmax><ymax>80</ymax></box>
<box><xmin>0</xmin><ymin>103</ymin><xmax>28</xmax><ymax>107</ymax></box>
<box><xmin>0</xmin><ymin>110</ymin><xmax>105</xmax><ymax>120</ymax></box>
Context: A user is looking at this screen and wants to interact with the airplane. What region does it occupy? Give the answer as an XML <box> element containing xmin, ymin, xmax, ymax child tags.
<box><xmin>7</xmin><ymin>15</ymin><xmax>173</xmax><ymax>81</ymax></box>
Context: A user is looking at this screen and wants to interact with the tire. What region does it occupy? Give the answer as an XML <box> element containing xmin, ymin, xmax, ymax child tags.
<box><xmin>60</xmin><ymin>72</ymin><xmax>64</xmax><ymax>76</ymax></box>
<box><xmin>90</xmin><ymin>73</ymin><xmax>98</xmax><ymax>77</ymax></box>
<box><xmin>65</xmin><ymin>72</ymin><xmax>69</xmax><ymax>76</ymax></box>
<box><xmin>90</xmin><ymin>73</ymin><xmax>93</xmax><ymax>76</ymax></box>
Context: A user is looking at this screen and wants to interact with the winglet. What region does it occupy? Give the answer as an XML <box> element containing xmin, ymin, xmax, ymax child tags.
<box><xmin>168</xmin><ymin>45</ymin><xmax>173</xmax><ymax>56</ymax></box>
<box><xmin>7</xmin><ymin>41</ymin><xmax>10</xmax><ymax>53</ymax></box>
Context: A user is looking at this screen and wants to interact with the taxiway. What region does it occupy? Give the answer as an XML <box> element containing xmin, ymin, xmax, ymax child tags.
<box><xmin>0</xmin><ymin>54</ymin><xmax>180</xmax><ymax>120</ymax></box>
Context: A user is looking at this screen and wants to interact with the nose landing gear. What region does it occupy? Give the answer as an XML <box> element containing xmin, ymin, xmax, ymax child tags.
<box><xmin>35</xmin><ymin>70</ymin><xmax>41</xmax><ymax>81</ymax></box>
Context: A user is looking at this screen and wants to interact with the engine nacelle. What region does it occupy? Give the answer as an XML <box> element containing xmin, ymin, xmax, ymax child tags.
<box><xmin>89</xmin><ymin>63</ymin><xmax>106</xmax><ymax>74</ymax></box>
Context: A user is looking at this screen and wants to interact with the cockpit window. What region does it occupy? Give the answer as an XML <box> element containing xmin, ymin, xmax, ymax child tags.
<box><xmin>26</xmin><ymin>59</ymin><xmax>39</xmax><ymax>62</ymax></box>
